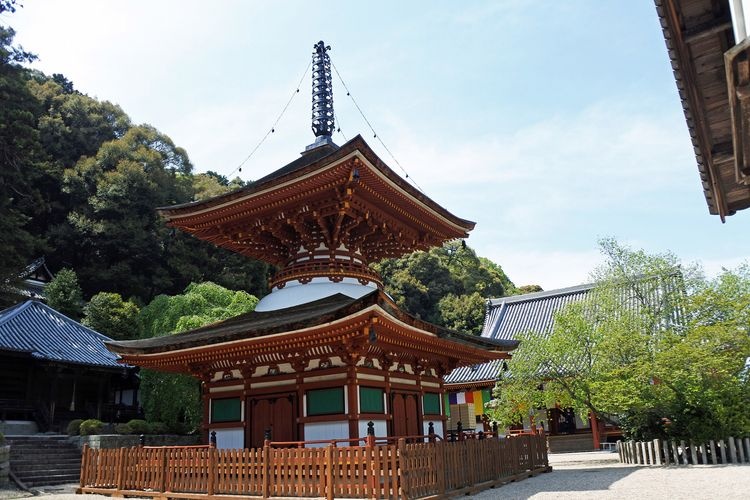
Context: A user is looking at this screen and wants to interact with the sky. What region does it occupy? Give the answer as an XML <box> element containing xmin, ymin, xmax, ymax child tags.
<box><xmin>6</xmin><ymin>1</ymin><xmax>749</xmax><ymax>290</ymax></box>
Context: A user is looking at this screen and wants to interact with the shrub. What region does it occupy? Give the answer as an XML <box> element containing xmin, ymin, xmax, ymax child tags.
<box><xmin>0</xmin><ymin>432</ymin><xmax>5</xmax><ymax>445</ymax></box>
<box><xmin>167</xmin><ymin>421</ymin><xmax>190</xmax><ymax>435</ymax></box>
<box><xmin>79</xmin><ymin>419</ymin><xmax>104</xmax><ymax>436</ymax></box>
<box><xmin>148</xmin><ymin>422</ymin><xmax>168</xmax><ymax>435</ymax></box>
<box><xmin>66</xmin><ymin>419</ymin><xmax>84</xmax><ymax>436</ymax></box>
<box><xmin>126</xmin><ymin>419</ymin><xmax>151</xmax><ymax>434</ymax></box>
<box><xmin>114</xmin><ymin>423</ymin><xmax>133</xmax><ymax>435</ymax></box>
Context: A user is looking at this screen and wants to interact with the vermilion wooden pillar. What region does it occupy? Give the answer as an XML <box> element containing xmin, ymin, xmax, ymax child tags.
<box><xmin>590</xmin><ymin>412</ymin><xmax>601</xmax><ymax>450</ymax></box>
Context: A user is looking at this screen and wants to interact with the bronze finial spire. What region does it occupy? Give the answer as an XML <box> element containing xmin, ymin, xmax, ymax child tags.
<box><xmin>311</xmin><ymin>41</ymin><xmax>334</xmax><ymax>138</ymax></box>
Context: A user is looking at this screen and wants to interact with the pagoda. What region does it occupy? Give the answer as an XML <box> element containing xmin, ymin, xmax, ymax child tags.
<box><xmin>107</xmin><ymin>41</ymin><xmax>518</xmax><ymax>448</ymax></box>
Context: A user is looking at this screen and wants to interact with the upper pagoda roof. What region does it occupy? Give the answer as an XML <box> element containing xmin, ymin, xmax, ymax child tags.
<box><xmin>106</xmin><ymin>289</ymin><xmax>517</xmax><ymax>374</ymax></box>
<box><xmin>159</xmin><ymin>136</ymin><xmax>472</xmax><ymax>229</ymax></box>
<box><xmin>156</xmin><ymin>136</ymin><xmax>475</xmax><ymax>268</ymax></box>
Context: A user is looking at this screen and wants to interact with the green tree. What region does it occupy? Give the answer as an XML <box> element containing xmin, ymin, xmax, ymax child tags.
<box><xmin>138</xmin><ymin>282</ymin><xmax>259</xmax><ymax>431</ymax></box>
<box><xmin>0</xmin><ymin>20</ymin><xmax>46</xmax><ymax>306</ymax></box>
<box><xmin>45</xmin><ymin>268</ymin><xmax>83</xmax><ymax>319</ymax></box>
<box><xmin>374</xmin><ymin>241</ymin><xmax>515</xmax><ymax>332</ymax></box>
<box><xmin>487</xmin><ymin>239</ymin><xmax>750</xmax><ymax>441</ymax></box>
<box><xmin>438</xmin><ymin>292</ymin><xmax>486</xmax><ymax>333</ymax></box>
<box><xmin>82</xmin><ymin>292</ymin><xmax>140</xmax><ymax>340</ymax></box>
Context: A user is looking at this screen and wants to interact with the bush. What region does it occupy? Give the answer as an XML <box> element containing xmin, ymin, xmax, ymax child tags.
<box><xmin>167</xmin><ymin>421</ymin><xmax>191</xmax><ymax>435</ymax></box>
<box><xmin>126</xmin><ymin>419</ymin><xmax>151</xmax><ymax>434</ymax></box>
<box><xmin>0</xmin><ymin>432</ymin><xmax>5</xmax><ymax>445</ymax></box>
<box><xmin>79</xmin><ymin>419</ymin><xmax>104</xmax><ymax>436</ymax></box>
<box><xmin>114</xmin><ymin>423</ymin><xmax>133</xmax><ymax>435</ymax></box>
<box><xmin>148</xmin><ymin>422</ymin><xmax>169</xmax><ymax>435</ymax></box>
<box><xmin>66</xmin><ymin>419</ymin><xmax>84</xmax><ymax>436</ymax></box>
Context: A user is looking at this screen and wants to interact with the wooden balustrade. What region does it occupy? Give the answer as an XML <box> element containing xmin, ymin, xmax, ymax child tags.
<box><xmin>79</xmin><ymin>432</ymin><xmax>550</xmax><ymax>499</ymax></box>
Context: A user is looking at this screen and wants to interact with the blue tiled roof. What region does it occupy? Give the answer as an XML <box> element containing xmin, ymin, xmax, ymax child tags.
<box><xmin>0</xmin><ymin>300</ymin><xmax>123</xmax><ymax>368</ymax></box>
<box><xmin>445</xmin><ymin>284</ymin><xmax>594</xmax><ymax>385</ymax></box>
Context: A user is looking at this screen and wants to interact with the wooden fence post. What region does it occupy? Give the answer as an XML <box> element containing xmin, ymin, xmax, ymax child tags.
<box><xmin>79</xmin><ymin>444</ymin><xmax>89</xmax><ymax>487</ymax></box>
<box><xmin>728</xmin><ymin>437</ymin><xmax>737</xmax><ymax>464</ymax></box>
<box><xmin>435</xmin><ymin>441</ymin><xmax>445</xmax><ymax>495</ymax></box>
<box><xmin>115</xmin><ymin>447</ymin><xmax>125</xmax><ymax>492</ymax></box>
<box><xmin>397</xmin><ymin>438</ymin><xmax>408</xmax><ymax>498</ymax></box>
<box><xmin>528</xmin><ymin>435</ymin><xmax>535</xmax><ymax>471</ymax></box>
<box><xmin>160</xmin><ymin>448</ymin><xmax>169</xmax><ymax>493</ymax></box>
<box><xmin>207</xmin><ymin>447</ymin><xmax>216</xmax><ymax>496</ymax></box>
<box><xmin>690</xmin><ymin>441</ymin><xmax>698</xmax><ymax>465</ymax></box>
<box><xmin>669</xmin><ymin>440</ymin><xmax>677</xmax><ymax>466</ymax></box>
<box><xmin>653</xmin><ymin>440</ymin><xmax>661</xmax><ymax>465</ymax></box>
<box><xmin>737</xmin><ymin>437</ymin><xmax>746</xmax><ymax>464</ymax></box>
<box><xmin>719</xmin><ymin>440</ymin><xmax>727</xmax><ymax>464</ymax></box>
<box><xmin>325</xmin><ymin>444</ymin><xmax>334</xmax><ymax>500</ymax></box>
<box><xmin>262</xmin><ymin>440</ymin><xmax>270</xmax><ymax>499</ymax></box>
<box><xmin>744</xmin><ymin>438</ymin><xmax>750</xmax><ymax>463</ymax></box>
<box><xmin>662</xmin><ymin>440</ymin><xmax>670</xmax><ymax>466</ymax></box>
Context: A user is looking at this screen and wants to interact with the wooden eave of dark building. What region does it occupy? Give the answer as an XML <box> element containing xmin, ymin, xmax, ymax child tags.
<box><xmin>106</xmin><ymin>290</ymin><xmax>517</xmax><ymax>372</ymax></box>
<box><xmin>656</xmin><ymin>0</ymin><xmax>750</xmax><ymax>219</ymax></box>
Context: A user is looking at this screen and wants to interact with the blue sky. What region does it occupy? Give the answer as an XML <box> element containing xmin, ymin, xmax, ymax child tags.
<box><xmin>8</xmin><ymin>1</ymin><xmax>749</xmax><ymax>289</ymax></box>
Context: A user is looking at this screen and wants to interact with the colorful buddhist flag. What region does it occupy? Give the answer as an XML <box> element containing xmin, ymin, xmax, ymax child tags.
<box><xmin>473</xmin><ymin>390</ymin><xmax>484</xmax><ymax>415</ymax></box>
<box><xmin>456</xmin><ymin>392</ymin><xmax>465</xmax><ymax>404</ymax></box>
<box><xmin>444</xmin><ymin>394</ymin><xmax>451</xmax><ymax>416</ymax></box>
<box><xmin>465</xmin><ymin>391</ymin><xmax>474</xmax><ymax>404</ymax></box>
<box><xmin>448</xmin><ymin>393</ymin><xmax>457</xmax><ymax>405</ymax></box>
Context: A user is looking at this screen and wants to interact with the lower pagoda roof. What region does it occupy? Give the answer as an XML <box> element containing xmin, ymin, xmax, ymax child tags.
<box><xmin>106</xmin><ymin>290</ymin><xmax>517</xmax><ymax>375</ymax></box>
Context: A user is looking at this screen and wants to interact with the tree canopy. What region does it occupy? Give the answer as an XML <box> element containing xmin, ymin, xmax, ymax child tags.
<box><xmin>374</xmin><ymin>241</ymin><xmax>519</xmax><ymax>334</ymax></box>
<box><xmin>0</xmin><ymin>11</ymin><xmax>269</xmax><ymax>307</ymax></box>
<box><xmin>137</xmin><ymin>282</ymin><xmax>259</xmax><ymax>431</ymax></box>
<box><xmin>487</xmin><ymin>239</ymin><xmax>750</xmax><ymax>441</ymax></box>
<box><xmin>82</xmin><ymin>292</ymin><xmax>141</xmax><ymax>340</ymax></box>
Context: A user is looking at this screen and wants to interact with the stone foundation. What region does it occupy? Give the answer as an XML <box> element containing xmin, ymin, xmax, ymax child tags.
<box><xmin>72</xmin><ymin>434</ymin><xmax>201</xmax><ymax>449</ymax></box>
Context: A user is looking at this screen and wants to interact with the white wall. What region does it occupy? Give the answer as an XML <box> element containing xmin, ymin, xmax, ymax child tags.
<box><xmin>422</xmin><ymin>420</ymin><xmax>443</xmax><ymax>439</ymax></box>
<box><xmin>211</xmin><ymin>428</ymin><xmax>244</xmax><ymax>449</ymax></box>
<box><xmin>358</xmin><ymin>419</ymin><xmax>387</xmax><ymax>439</ymax></box>
<box><xmin>303</xmin><ymin>421</ymin><xmax>349</xmax><ymax>447</ymax></box>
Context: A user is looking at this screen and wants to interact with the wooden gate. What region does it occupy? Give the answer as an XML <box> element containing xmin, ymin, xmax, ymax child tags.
<box><xmin>391</xmin><ymin>392</ymin><xmax>420</xmax><ymax>438</ymax></box>
<box><xmin>248</xmin><ymin>394</ymin><xmax>296</xmax><ymax>448</ymax></box>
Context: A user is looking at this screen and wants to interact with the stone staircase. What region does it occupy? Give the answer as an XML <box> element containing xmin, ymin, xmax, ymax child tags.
<box><xmin>7</xmin><ymin>435</ymin><xmax>81</xmax><ymax>487</ymax></box>
<box><xmin>548</xmin><ymin>433</ymin><xmax>596</xmax><ymax>453</ymax></box>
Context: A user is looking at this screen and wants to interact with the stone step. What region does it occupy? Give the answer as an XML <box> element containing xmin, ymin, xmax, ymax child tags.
<box><xmin>10</xmin><ymin>448</ymin><xmax>79</xmax><ymax>455</ymax></box>
<box><xmin>12</xmin><ymin>460</ymin><xmax>81</xmax><ymax>472</ymax></box>
<box><xmin>22</xmin><ymin>474</ymin><xmax>81</xmax><ymax>487</ymax></box>
<box><xmin>7</xmin><ymin>435</ymin><xmax>82</xmax><ymax>487</ymax></box>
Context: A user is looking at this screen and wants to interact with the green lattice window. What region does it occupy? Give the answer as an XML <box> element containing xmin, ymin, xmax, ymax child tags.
<box><xmin>307</xmin><ymin>387</ymin><xmax>345</xmax><ymax>416</ymax></box>
<box><xmin>359</xmin><ymin>387</ymin><xmax>384</xmax><ymax>413</ymax></box>
<box><xmin>211</xmin><ymin>397</ymin><xmax>241</xmax><ymax>423</ymax></box>
<box><xmin>423</xmin><ymin>393</ymin><xmax>441</xmax><ymax>415</ymax></box>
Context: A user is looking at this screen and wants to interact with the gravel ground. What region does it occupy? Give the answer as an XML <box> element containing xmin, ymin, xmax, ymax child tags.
<box><xmin>474</xmin><ymin>451</ymin><xmax>750</xmax><ymax>499</ymax></box>
<box><xmin>1</xmin><ymin>451</ymin><xmax>748</xmax><ymax>500</ymax></box>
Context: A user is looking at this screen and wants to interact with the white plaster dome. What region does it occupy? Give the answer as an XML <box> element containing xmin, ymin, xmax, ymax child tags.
<box><xmin>254</xmin><ymin>277</ymin><xmax>378</xmax><ymax>312</ymax></box>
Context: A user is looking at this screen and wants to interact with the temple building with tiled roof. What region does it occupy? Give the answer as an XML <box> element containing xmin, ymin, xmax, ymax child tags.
<box><xmin>443</xmin><ymin>284</ymin><xmax>624</xmax><ymax>452</ymax></box>
<box><xmin>0</xmin><ymin>300</ymin><xmax>139</xmax><ymax>432</ymax></box>
<box><xmin>106</xmin><ymin>41</ymin><xmax>518</xmax><ymax>448</ymax></box>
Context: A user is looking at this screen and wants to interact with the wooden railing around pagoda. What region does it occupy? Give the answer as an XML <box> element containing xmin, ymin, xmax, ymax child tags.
<box><xmin>79</xmin><ymin>432</ymin><xmax>550</xmax><ymax>499</ymax></box>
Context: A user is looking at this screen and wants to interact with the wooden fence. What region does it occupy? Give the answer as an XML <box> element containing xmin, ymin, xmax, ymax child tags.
<box><xmin>618</xmin><ymin>436</ymin><xmax>750</xmax><ymax>466</ymax></box>
<box><xmin>79</xmin><ymin>434</ymin><xmax>549</xmax><ymax>499</ymax></box>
